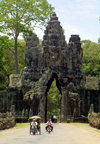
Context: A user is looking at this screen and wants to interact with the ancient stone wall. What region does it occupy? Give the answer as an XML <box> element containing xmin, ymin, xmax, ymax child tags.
<box><xmin>42</xmin><ymin>12</ymin><xmax>67</xmax><ymax>68</ymax></box>
<box><xmin>88</xmin><ymin>104</ymin><xmax>100</xmax><ymax>129</ymax></box>
<box><xmin>0</xmin><ymin>12</ymin><xmax>100</xmax><ymax>123</ymax></box>
<box><xmin>2</xmin><ymin>13</ymin><xmax>89</xmax><ymax>122</ymax></box>
<box><xmin>0</xmin><ymin>90</ymin><xmax>7</xmax><ymax>113</ymax></box>
<box><xmin>21</xmin><ymin>35</ymin><xmax>43</xmax><ymax>85</ymax></box>
<box><xmin>0</xmin><ymin>105</ymin><xmax>15</xmax><ymax>130</ymax></box>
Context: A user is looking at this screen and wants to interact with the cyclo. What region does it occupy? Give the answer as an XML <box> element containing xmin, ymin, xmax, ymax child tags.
<box><xmin>29</xmin><ymin>116</ymin><xmax>41</xmax><ymax>135</ymax></box>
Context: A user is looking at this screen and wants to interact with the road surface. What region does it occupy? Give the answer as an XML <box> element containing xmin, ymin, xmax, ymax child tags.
<box><xmin>0</xmin><ymin>123</ymin><xmax>100</xmax><ymax>144</ymax></box>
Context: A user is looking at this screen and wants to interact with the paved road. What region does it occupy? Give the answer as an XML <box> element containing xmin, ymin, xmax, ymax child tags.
<box><xmin>0</xmin><ymin>123</ymin><xmax>100</xmax><ymax>144</ymax></box>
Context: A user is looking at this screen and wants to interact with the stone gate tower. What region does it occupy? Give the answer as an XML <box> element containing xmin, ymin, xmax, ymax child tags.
<box><xmin>1</xmin><ymin>12</ymin><xmax>100</xmax><ymax>123</ymax></box>
<box><xmin>20</xmin><ymin>12</ymin><xmax>85</xmax><ymax>122</ymax></box>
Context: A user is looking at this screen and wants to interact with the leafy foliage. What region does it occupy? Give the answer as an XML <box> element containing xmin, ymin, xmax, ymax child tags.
<box><xmin>0</xmin><ymin>36</ymin><xmax>13</xmax><ymax>89</ymax></box>
<box><xmin>0</xmin><ymin>0</ymin><xmax>54</xmax><ymax>73</ymax></box>
<box><xmin>0</xmin><ymin>46</ymin><xmax>5</xmax><ymax>89</ymax></box>
<box><xmin>47</xmin><ymin>79</ymin><xmax>61</xmax><ymax>121</ymax></box>
<box><xmin>81</xmin><ymin>40</ymin><xmax>100</xmax><ymax>77</ymax></box>
<box><xmin>22</xmin><ymin>27</ymin><xmax>36</xmax><ymax>41</ymax></box>
<box><xmin>0</xmin><ymin>0</ymin><xmax>54</xmax><ymax>35</ymax></box>
<box><xmin>0</xmin><ymin>38</ymin><xmax>25</xmax><ymax>89</ymax></box>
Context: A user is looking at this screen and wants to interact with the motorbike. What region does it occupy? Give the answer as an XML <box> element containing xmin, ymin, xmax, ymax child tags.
<box><xmin>29</xmin><ymin>116</ymin><xmax>41</xmax><ymax>135</ymax></box>
<box><xmin>47</xmin><ymin>125</ymin><xmax>52</xmax><ymax>134</ymax></box>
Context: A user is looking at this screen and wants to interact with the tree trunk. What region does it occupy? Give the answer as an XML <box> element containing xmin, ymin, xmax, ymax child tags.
<box><xmin>15</xmin><ymin>30</ymin><xmax>19</xmax><ymax>74</ymax></box>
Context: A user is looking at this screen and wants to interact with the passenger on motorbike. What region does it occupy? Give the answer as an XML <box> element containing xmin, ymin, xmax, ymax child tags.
<box><xmin>36</xmin><ymin>119</ymin><xmax>41</xmax><ymax>131</ymax></box>
<box><xmin>31</xmin><ymin>119</ymin><xmax>37</xmax><ymax>129</ymax></box>
<box><xmin>46</xmin><ymin>118</ymin><xmax>53</xmax><ymax>132</ymax></box>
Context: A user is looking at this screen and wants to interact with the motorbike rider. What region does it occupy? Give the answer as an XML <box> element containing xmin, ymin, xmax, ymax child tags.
<box><xmin>46</xmin><ymin>118</ymin><xmax>53</xmax><ymax>131</ymax></box>
<box><xmin>31</xmin><ymin>119</ymin><xmax>37</xmax><ymax>128</ymax></box>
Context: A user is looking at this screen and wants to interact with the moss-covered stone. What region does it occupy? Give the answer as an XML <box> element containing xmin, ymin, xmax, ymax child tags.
<box><xmin>0</xmin><ymin>105</ymin><xmax>15</xmax><ymax>130</ymax></box>
<box><xmin>86</xmin><ymin>77</ymin><xmax>100</xmax><ymax>90</ymax></box>
<box><xmin>88</xmin><ymin>104</ymin><xmax>100</xmax><ymax>129</ymax></box>
<box><xmin>1</xmin><ymin>12</ymin><xmax>100</xmax><ymax>123</ymax></box>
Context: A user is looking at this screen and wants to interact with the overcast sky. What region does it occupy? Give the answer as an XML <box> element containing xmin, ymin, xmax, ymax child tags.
<box><xmin>34</xmin><ymin>0</ymin><xmax>100</xmax><ymax>43</ymax></box>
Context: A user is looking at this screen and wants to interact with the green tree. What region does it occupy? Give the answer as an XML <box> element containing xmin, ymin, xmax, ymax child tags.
<box><xmin>22</xmin><ymin>28</ymin><xmax>36</xmax><ymax>42</ymax></box>
<box><xmin>0</xmin><ymin>0</ymin><xmax>54</xmax><ymax>74</ymax></box>
<box><xmin>2</xmin><ymin>39</ymin><xmax>26</xmax><ymax>85</ymax></box>
<box><xmin>47</xmin><ymin>79</ymin><xmax>61</xmax><ymax>121</ymax></box>
<box><xmin>0</xmin><ymin>46</ymin><xmax>6</xmax><ymax>89</ymax></box>
<box><xmin>0</xmin><ymin>36</ymin><xmax>14</xmax><ymax>89</ymax></box>
<box><xmin>81</xmin><ymin>40</ymin><xmax>100</xmax><ymax>77</ymax></box>
<box><xmin>0</xmin><ymin>36</ymin><xmax>26</xmax><ymax>88</ymax></box>
<box><xmin>81</xmin><ymin>40</ymin><xmax>91</xmax><ymax>48</ymax></box>
<box><xmin>98</xmin><ymin>38</ymin><xmax>100</xmax><ymax>43</ymax></box>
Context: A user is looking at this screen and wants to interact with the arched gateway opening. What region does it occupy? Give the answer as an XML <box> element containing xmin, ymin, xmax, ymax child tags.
<box><xmin>44</xmin><ymin>73</ymin><xmax>62</xmax><ymax>122</ymax></box>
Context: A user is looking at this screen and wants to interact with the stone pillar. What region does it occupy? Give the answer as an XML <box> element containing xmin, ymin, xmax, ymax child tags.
<box><xmin>98</xmin><ymin>92</ymin><xmax>100</xmax><ymax>112</ymax></box>
<box><xmin>60</xmin><ymin>87</ymin><xmax>67</xmax><ymax>122</ymax></box>
<box><xmin>87</xmin><ymin>91</ymin><xmax>90</xmax><ymax>109</ymax></box>
<box><xmin>39</xmin><ymin>89</ymin><xmax>46</xmax><ymax>123</ymax></box>
<box><xmin>82</xmin><ymin>89</ymin><xmax>85</xmax><ymax>114</ymax></box>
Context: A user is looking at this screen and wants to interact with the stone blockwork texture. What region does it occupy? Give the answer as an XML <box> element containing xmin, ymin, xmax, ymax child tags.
<box><xmin>40</xmin><ymin>13</ymin><xmax>85</xmax><ymax>121</ymax></box>
<box><xmin>88</xmin><ymin>104</ymin><xmax>100</xmax><ymax>129</ymax></box>
<box><xmin>1</xmin><ymin>12</ymin><xmax>100</xmax><ymax>123</ymax></box>
<box><xmin>21</xmin><ymin>35</ymin><xmax>43</xmax><ymax>85</ymax></box>
<box><xmin>0</xmin><ymin>12</ymin><xmax>86</xmax><ymax>122</ymax></box>
<box><xmin>42</xmin><ymin>12</ymin><xmax>67</xmax><ymax>68</ymax></box>
<box><xmin>20</xmin><ymin>12</ymin><xmax>86</xmax><ymax>122</ymax></box>
<box><xmin>0</xmin><ymin>105</ymin><xmax>15</xmax><ymax>130</ymax></box>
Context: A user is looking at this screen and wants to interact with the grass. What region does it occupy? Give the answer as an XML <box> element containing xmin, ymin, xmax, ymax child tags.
<box><xmin>0</xmin><ymin>123</ymin><xmax>30</xmax><ymax>132</ymax></box>
<box><xmin>69</xmin><ymin>122</ymin><xmax>89</xmax><ymax>126</ymax></box>
<box><xmin>15</xmin><ymin>123</ymin><xmax>30</xmax><ymax>128</ymax></box>
<box><xmin>69</xmin><ymin>122</ymin><xmax>89</xmax><ymax>130</ymax></box>
<box><xmin>69</xmin><ymin>122</ymin><xmax>100</xmax><ymax>133</ymax></box>
<box><xmin>95</xmin><ymin>129</ymin><xmax>100</xmax><ymax>133</ymax></box>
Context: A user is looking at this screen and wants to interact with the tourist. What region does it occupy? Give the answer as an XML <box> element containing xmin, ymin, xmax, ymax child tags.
<box><xmin>45</xmin><ymin>118</ymin><xmax>53</xmax><ymax>131</ymax></box>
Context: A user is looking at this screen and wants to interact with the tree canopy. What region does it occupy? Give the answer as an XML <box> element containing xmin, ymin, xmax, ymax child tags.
<box><xmin>0</xmin><ymin>38</ymin><xmax>26</xmax><ymax>90</ymax></box>
<box><xmin>0</xmin><ymin>0</ymin><xmax>54</xmax><ymax>73</ymax></box>
<box><xmin>81</xmin><ymin>40</ymin><xmax>100</xmax><ymax>77</ymax></box>
<box><xmin>0</xmin><ymin>45</ymin><xmax>5</xmax><ymax>89</ymax></box>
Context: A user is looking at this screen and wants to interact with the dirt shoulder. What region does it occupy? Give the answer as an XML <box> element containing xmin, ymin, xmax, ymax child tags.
<box><xmin>0</xmin><ymin>124</ymin><xmax>30</xmax><ymax>139</ymax></box>
<box><xmin>69</xmin><ymin>123</ymin><xmax>100</xmax><ymax>138</ymax></box>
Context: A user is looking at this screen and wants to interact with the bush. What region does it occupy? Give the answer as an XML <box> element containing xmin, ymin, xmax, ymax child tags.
<box><xmin>88</xmin><ymin>112</ymin><xmax>100</xmax><ymax>129</ymax></box>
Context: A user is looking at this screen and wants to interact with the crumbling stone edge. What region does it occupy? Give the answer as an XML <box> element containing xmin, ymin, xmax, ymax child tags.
<box><xmin>0</xmin><ymin>105</ymin><xmax>16</xmax><ymax>130</ymax></box>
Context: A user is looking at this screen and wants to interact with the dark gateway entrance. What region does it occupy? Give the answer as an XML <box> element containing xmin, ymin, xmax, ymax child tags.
<box><xmin>45</xmin><ymin>73</ymin><xmax>62</xmax><ymax>122</ymax></box>
<box><xmin>1</xmin><ymin>12</ymin><xmax>100</xmax><ymax>124</ymax></box>
<box><xmin>21</xmin><ymin>12</ymin><xmax>85</xmax><ymax>122</ymax></box>
<box><xmin>4</xmin><ymin>12</ymin><xmax>93</xmax><ymax>123</ymax></box>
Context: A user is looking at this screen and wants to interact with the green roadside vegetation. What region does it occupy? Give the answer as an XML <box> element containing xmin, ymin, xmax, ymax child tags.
<box><xmin>69</xmin><ymin>122</ymin><xmax>100</xmax><ymax>133</ymax></box>
<box><xmin>0</xmin><ymin>123</ymin><xmax>30</xmax><ymax>132</ymax></box>
<box><xmin>15</xmin><ymin>123</ymin><xmax>30</xmax><ymax>128</ymax></box>
<box><xmin>69</xmin><ymin>122</ymin><xmax>89</xmax><ymax>126</ymax></box>
<box><xmin>81</xmin><ymin>40</ymin><xmax>100</xmax><ymax>77</ymax></box>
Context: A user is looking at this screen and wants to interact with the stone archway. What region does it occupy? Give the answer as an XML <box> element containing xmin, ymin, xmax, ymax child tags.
<box><xmin>39</xmin><ymin>71</ymin><xmax>69</xmax><ymax>122</ymax></box>
<box><xmin>44</xmin><ymin>72</ymin><xmax>62</xmax><ymax>122</ymax></box>
<box><xmin>20</xmin><ymin>12</ymin><xmax>85</xmax><ymax>122</ymax></box>
<box><xmin>5</xmin><ymin>12</ymin><xmax>100</xmax><ymax>124</ymax></box>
